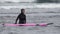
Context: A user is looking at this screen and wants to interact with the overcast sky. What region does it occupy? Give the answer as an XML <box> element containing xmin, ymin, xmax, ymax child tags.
<box><xmin>0</xmin><ymin>0</ymin><xmax>36</xmax><ymax>2</ymax></box>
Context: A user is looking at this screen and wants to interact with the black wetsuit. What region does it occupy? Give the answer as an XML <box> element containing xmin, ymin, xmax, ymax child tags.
<box><xmin>15</xmin><ymin>13</ymin><xmax>26</xmax><ymax>24</ymax></box>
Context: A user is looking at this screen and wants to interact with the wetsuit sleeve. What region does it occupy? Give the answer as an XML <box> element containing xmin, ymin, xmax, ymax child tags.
<box><xmin>25</xmin><ymin>15</ymin><xmax>26</xmax><ymax>23</ymax></box>
<box><xmin>15</xmin><ymin>15</ymin><xmax>20</xmax><ymax>24</ymax></box>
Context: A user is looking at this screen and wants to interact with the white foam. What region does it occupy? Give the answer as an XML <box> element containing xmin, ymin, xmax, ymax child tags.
<box><xmin>0</xmin><ymin>0</ymin><xmax>35</xmax><ymax>2</ymax></box>
<box><xmin>0</xmin><ymin>3</ymin><xmax>60</xmax><ymax>9</ymax></box>
<box><xmin>36</xmin><ymin>3</ymin><xmax>60</xmax><ymax>8</ymax></box>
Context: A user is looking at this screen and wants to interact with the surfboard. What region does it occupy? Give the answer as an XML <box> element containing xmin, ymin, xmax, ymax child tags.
<box><xmin>2</xmin><ymin>23</ymin><xmax>53</xmax><ymax>26</ymax></box>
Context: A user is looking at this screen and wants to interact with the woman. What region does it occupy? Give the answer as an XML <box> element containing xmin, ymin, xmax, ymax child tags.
<box><xmin>15</xmin><ymin>9</ymin><xmax>26</xmax><ymax>24</ymax></box>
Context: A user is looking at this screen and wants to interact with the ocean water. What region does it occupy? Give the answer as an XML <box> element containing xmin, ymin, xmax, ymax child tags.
<box><xmin>0</xmin><ymin>3</ymin><xmax>60</xmax><ymax>34</ymax></box>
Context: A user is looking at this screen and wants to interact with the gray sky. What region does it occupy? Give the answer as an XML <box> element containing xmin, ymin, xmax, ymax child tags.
<box><xmin>0</xmin><ymin>0</ymin><xmax>36</xmax><ymax>2</ymax></box>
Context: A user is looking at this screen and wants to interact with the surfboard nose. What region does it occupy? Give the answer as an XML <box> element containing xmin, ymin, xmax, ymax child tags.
<box><xmin>47</xmin><ymin>23</ymin><xmax>53</xmax><ymax>25</ymax></box>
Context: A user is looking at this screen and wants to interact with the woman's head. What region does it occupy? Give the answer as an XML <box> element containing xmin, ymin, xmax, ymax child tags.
<box><xmin>21</xmin><ymin>9</ymin><xmax>25</xmax><ymax>14</ymax></box>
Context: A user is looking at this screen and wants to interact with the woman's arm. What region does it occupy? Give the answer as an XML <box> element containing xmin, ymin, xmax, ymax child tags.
<box><xmin>15</xmin><ymin>15</ymin><xmax>19</xmax><ymax>24</ymax></box>
<box><xmin>25</xmin><ymin>15</ymin><xmax>26</xmax><ymax>23</ymax></box>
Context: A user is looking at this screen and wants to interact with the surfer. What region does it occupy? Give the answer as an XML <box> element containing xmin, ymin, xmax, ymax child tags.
<box><xmin>15</xmin><ymin>9</ymin><xmax>26</xmax><ymax>24</ymax></box>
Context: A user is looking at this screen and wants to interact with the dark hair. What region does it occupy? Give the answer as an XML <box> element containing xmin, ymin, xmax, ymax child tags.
<box><xmin>21</xmin><ymin>9</ymin><xmax>25</xmax><ymax>12</ymax></box>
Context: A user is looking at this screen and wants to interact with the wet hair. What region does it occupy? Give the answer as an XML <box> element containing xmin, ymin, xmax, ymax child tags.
<box><xmin>21</xmin><ymin>9</ymin><xmax>25</xmax><ymax>12</ymax></box>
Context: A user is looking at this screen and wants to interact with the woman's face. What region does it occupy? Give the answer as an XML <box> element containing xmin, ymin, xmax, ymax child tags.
<box><xmin>21</xmin><ymin>9</ymin><xmax>25</xmax><ymax>13</ymax></box>
<box><xmin>23</xmin><ymin>10</ymin><xmax>25</xmax><ymax>13</ymax></box>
<box><xmin>22</xmin><ymin>10</ymin><xmax>25</xmax><ymax>13</ymax></box>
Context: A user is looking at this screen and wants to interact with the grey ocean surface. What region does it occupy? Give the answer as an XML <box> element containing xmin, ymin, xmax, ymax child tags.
<box><xmin>0</xmin><ymin>3</ymin><xmax>60</xmax><ymax>34</ymax></box>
